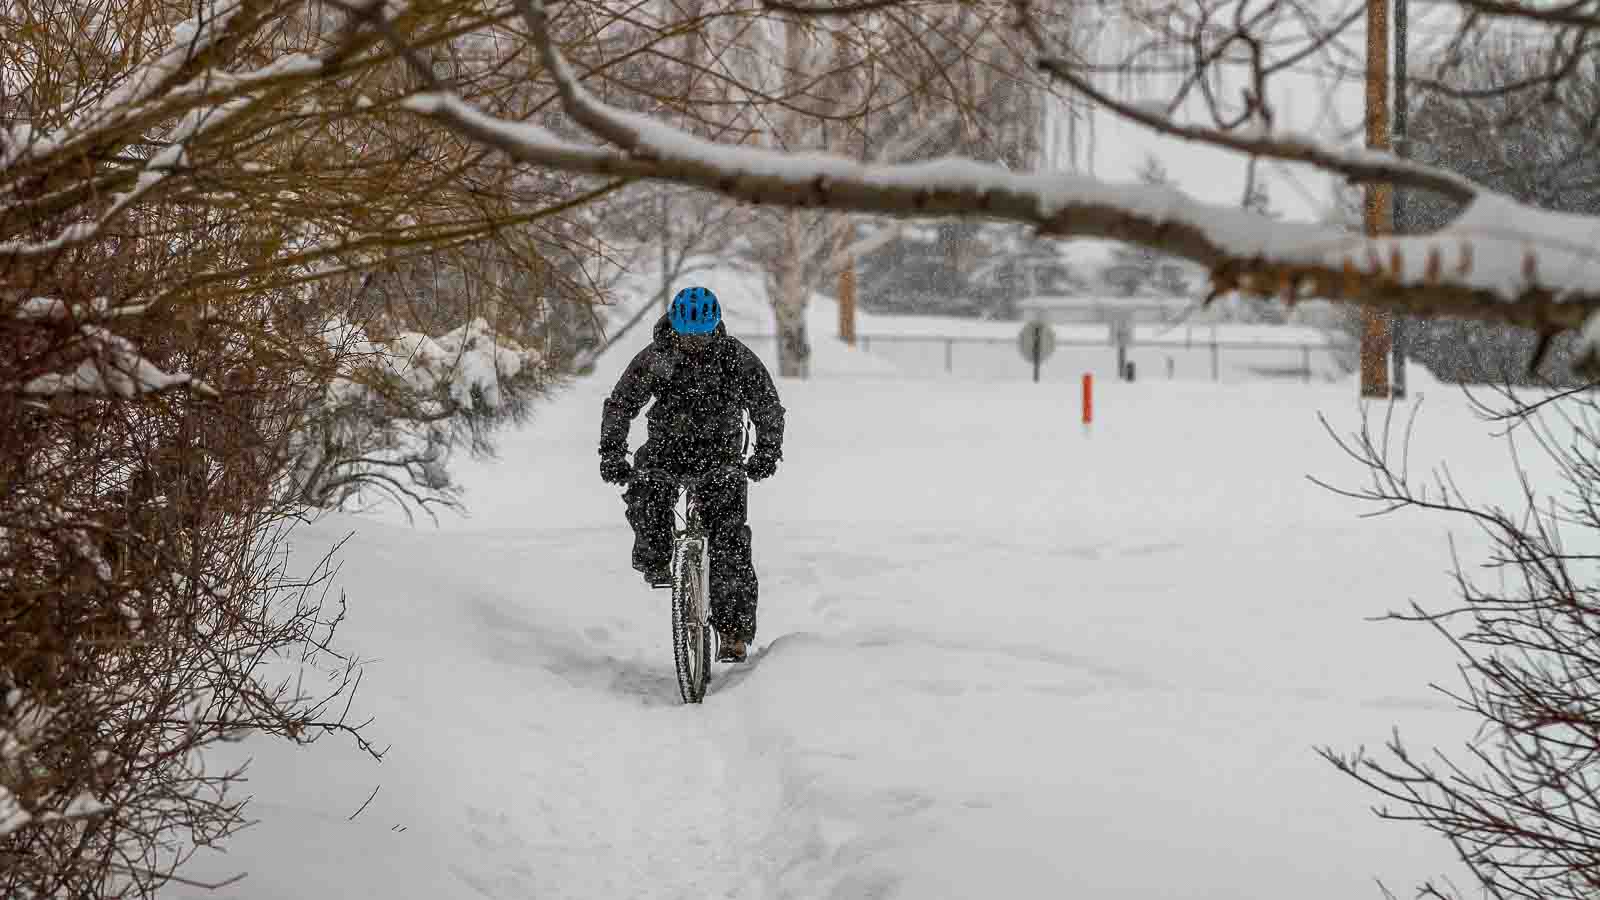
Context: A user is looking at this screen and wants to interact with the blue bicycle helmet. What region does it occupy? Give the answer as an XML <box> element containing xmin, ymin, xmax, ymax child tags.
<box><xmin>670</xmin><ymin>286</ymin><xmax>721</xmax><ymax>335</ymax></box>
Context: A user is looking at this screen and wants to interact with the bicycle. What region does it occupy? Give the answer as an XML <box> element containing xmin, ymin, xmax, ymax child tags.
<box><xmin>638</xmin><ymin>464</ymin><xmax>746</xmax><ymax>704</ymax></box>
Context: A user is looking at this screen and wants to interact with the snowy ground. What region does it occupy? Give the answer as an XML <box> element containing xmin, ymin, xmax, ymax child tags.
<box><xmin>170</xmin><ymin>316</ymin><xmax>1524</xmax><ymax>900</ymax></box>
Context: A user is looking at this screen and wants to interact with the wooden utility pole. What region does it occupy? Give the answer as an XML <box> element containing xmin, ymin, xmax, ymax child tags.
<box><xmin>1391</xmin><ymin>0</ymin><xmax>1409</xmax><ymax>399</ymax></box>
<box><xmin>1361</xmin><ymin>0</ymin><xmax>1393</xmax><ymax>397</ymax></box>
<box><xmin>839</xmin><ymin>255</ymin><xmax>858</xmax><ymax>346</ymax></box>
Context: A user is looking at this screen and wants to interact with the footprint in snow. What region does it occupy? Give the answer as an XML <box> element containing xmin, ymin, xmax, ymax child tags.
<box><xmin>1119</xmin><ymin>541</ymin><xmax>1183</xmax><ymax>557</ymax></box>
<box><xmin>878</xmin><ymin>788</ymin><xmax>936</xmax><ymax>818</ymax></box>
<box><xmin>810</xmin><ymin>594</ymin><xmax>851</xmax><ymax>624</ymax></box>
<box><xmin>911</xmin><ymin>679</ymin><xmax>965</xmax><ymax>697</ymax></box>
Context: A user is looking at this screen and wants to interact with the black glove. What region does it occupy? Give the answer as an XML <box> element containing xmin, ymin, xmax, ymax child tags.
<box><xmin>745</xmin><ymin>450</ymin><xmax>779</xmax><ymax>482</ymax></box>
<box><xmin>599</xmin><ymin>454</ymin><xmax>632</xmax><ymax>485</ymax></box>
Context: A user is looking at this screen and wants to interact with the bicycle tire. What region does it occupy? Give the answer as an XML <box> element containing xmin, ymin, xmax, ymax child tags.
<box><xmin>671</xmin><ymin>536</ymin><xmax>711</xmax><ymax>704</ymax></box>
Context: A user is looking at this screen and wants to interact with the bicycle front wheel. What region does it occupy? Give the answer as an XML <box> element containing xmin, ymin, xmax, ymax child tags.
<box><xmin>671</xmin><ymin>536</ymin><xmax>711</xmax><ymax>704</ymax></box>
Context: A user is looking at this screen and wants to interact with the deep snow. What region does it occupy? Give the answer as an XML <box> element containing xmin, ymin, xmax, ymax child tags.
<box><xmin>169</xmin><ymin>305</ymin><xmax>1516</xmax><ymax>900</ymax></box>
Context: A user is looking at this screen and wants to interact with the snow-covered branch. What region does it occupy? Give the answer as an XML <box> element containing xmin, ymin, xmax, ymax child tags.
<box><xmin>401</xmin><ymin>0</ymin><xmax>1600</xmax><ymax>372</ymax></box>
<box><xmin>0</xmin><ymin>694</ymin><xmax>108</xmax><ymax>840</ymax></box>
<box><xmin>17</xmin><ymin>324</ymin><xmax>214</xmax><ymax>398</ymax></box>
<box><xmin>10</xmin><ymin>296</ymin><xmax>202</xmax><ymax>400</ymax></box>
<box><xmin>1003</xmin><ymin>0</ymin><xmax>1482</xmax><ymax>205</ymax></box>
<box><xmin>1</xmin><ymin>97</ymin><xmax>253</xmax><ymax>259</ymax></box>
<box><xmin>1024</xmin><ymin>57</ymin><xmax>1478</xmax><ymax>206</ymax></box>
<box><xmin>13</xmin><ymin>297</ymin><xmax>149</xmax><ymax>321</ymax></box>
<box><xmin>1454</xmin><ymin>0</ymin><xmax>1600</xmax><ymax>27</ymax></box>
<box><xmin>287</xmin><ymin>317</ymin><xmax>545</xmax><ymax>516</ymax></box>
<box><xmin>0</xmin><ymin>0</ymin><xmax>245</xmax><ymax>175</ymax></box>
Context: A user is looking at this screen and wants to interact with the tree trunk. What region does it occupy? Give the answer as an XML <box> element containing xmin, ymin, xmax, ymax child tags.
<box><xmin>775</xmin><ymin>302</ymin><xmax>810</xmax><ymax>379</ymax></box>
<box><xmin>773</xmin><ymin>214</ymin><xmax>811</xmax><ymax>378</ymax></box>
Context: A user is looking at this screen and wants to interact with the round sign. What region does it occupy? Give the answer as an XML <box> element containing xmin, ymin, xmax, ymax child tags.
<box><xmin>1018</xmin><ymin>321</ymin><xmax>1057</xmax><ymax>363</ymax></box>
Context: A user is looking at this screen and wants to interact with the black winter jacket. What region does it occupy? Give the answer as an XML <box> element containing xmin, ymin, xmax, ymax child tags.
<box><xmin>599</xmin><ymin>317</ymin><xmax>785</xmax><ymax>475</ymax></box>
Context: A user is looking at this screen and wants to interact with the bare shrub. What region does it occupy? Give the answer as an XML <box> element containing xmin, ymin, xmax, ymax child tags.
<box><xmin>1</xmin><ymin>1</ymin><xmax>601</xmax><ymax>895</ymax></box>
<box><xmin>0</xmin><ymin>244</ymin><xmax>379</xmax><ymax>895</ymax></box>
<box><xmin>1317</xmin><ymin>386</ymin><xmax>1600</xmax><ymax>899</ymax></box>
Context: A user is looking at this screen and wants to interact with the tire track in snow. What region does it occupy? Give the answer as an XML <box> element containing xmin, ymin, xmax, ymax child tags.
<box><xmin>453</xmin><ymin>582</ymin><xmax>796</xmax><ymax>899</ymax></box>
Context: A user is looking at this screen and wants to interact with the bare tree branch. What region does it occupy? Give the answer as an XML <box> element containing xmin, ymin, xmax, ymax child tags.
<box><xmin>1009</xmin><ymin>0</ymin><xmax>1476</xmax><ymax>204</ymax></box>
<box><xmin>403</xmin><ymin>80</ymin><xmax>1600</xmax><ymax>368</ymax></box>
<box><xmin>757</xmin><ymin>0</ymin><xmax>914</xmax><ymax>17</ymax></box>
<box><xmin>1456</xmin><ymin>0</ymin><xmax>1600</xmax><ymax>29</ymax></box>
<box><xmin>396</xmin><ymin>0</ymin><xmax>1600</xmax><ymax>377</ymax></box>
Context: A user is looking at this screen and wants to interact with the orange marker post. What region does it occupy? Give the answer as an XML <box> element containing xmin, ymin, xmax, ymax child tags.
<box><xmin>1082</xmin><ymin>373</ymin><xmax>1093</xmax><ymax>428</ymax></box>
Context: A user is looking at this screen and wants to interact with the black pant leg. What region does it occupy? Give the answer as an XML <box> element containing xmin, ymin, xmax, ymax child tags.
<box><xmin>623</xmin><ymin>472</ymin><xmax>675</xmax><ymax>571</ymax></box>
<box><xmin>694</xmin><ymin>470</ymin><xmax>758</xmax><ymax>642</ymax></box>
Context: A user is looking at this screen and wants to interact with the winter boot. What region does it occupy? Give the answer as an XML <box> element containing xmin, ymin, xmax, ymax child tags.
<box><xmin>716</xmin><ymin>631</ymin><xmax>748</xmax><ymax>663</ymax></box>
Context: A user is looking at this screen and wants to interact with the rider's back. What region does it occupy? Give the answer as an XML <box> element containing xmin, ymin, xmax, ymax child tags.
<box><xmin>604</xmin><ymin>315</ymin><xmax>783</xmax><ymax>475</ymax></box>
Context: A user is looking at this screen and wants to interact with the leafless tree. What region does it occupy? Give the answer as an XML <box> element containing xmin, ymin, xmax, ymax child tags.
<box><xmin>537</xmin><ymin>0</ymin><xmax>1054</xmax><ymax>375</ymax></box>
<box><xmin>1314</xmin><ymin>383</ymin><xmax>1600</xmax><ymax>899</ymax></box>
<box><xmin>585</xmin><ymin>183</ymin><xmax>750</xmax><ymax>362</ymax></box>
<box><xmin>729</xmin><ymin>3</ymin><xmax>1056</xmax><ymax>375</ymax></box>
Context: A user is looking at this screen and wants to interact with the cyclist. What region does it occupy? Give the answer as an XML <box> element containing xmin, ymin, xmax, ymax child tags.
<box><xmin>598</xmin><ymin>286</ymin><xmax>786</xmax><ymax>663</ymax></box>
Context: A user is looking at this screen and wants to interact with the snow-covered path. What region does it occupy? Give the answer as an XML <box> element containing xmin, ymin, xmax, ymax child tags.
<box><xmin>174</xmin><ymin>344</ymin><xmax>1507</xmax><ymax>899</ymax></box>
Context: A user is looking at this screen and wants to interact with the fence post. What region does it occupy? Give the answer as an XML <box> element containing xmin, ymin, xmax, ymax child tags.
<box><xmin>945</xmin><ymin>339</ymin><xmax>953</xmax><ymax>374</ymax></box>
<box><xmin>1210</xmin><ymin>340</ymin><xmax>1220</xmax><ymax>382</ymax></box>
<box><xmin>1302</xmin><ymin>345</ymin><xmax>1311</xmax><ymax>384</ymax></box>
<box><xmin>861</xmin><ymin>335</ymin><xmax>870</xmax><ymax>352</ymax></box>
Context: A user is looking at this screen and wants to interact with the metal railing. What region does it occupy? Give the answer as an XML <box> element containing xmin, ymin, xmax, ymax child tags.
<box><xmin>736</xmin><ymin>330</ymin><xmax>1346</xmax><ymax>383</ymax></box>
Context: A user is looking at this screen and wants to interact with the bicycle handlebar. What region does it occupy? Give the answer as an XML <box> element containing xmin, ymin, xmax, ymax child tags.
<box><xmin>632</xmin><ymin>463</ymin><xmax>747</xmax><ymax>486</ymax></box>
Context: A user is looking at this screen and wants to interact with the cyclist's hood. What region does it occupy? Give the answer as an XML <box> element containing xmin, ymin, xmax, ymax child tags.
<box><xmin>652</xmin><ymin>314</ymin><xmax>728</xmax><ymax>348</ymax></box>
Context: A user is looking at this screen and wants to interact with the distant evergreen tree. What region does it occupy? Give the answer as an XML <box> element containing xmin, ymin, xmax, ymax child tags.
<box><xmin>1099</xmin><ymin>156</ymin><xmax>1201</xmax><ymax>301</ymax></box>
<box><xmin>1400</xmin><ymin>51</ymin><xmax>1600</xmax><ymax>385</ymax></box>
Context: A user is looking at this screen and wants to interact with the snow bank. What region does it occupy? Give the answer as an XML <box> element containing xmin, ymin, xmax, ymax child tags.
<box><xmin>386</xmin><ymin>317</ymin><xmax>533</xmax><ymax>411</ymax></box>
